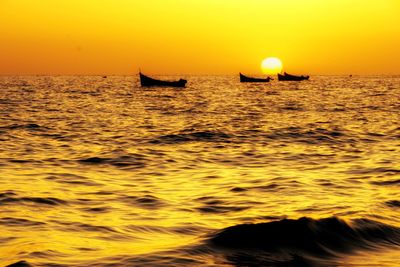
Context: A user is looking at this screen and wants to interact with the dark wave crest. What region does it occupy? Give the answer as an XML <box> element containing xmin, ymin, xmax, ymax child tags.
<box><xmin>385</xmin><ymin>200</ymin><xmax>400</xmax><ymax>208</ymax></box>
<box><xmin>149</xmin><ymin>131</ymin><xmax>231</xmax><ymax>144</ymax></box>
<box><xmin>0</xmin><ymin>192</ymin><xmax>66</xmax><ymax>206</ymax></box>
<box><xmin>0</xmin><ymin>123</ymin><xmax>43</xmax><ymax>131</ymax></box>
<box><xmin>5</xmin><ymin>261</ymin><xmax>32</xmax><ymax>267</ymax></box>
<box><xmin>77</xmin><ymin>154</ymin><xmax>146</xmax><ymax>169</ymax></box>
<box><xmin>149</xmin><ymin>127</ymin><xmax>352</xmax><ymax>146</ymax></box>
<box><xmin>264</xmin><ymin>126</ymin><xmax>349</xmax><ymax>145</ymax></box>
<box><xmin>209</xmin><ymin>216</ymin><xmax>400</xmax><ymax>264</ymax></box>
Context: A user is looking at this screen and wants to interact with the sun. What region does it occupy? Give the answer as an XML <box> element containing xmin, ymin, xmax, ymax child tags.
<box><xmin>261</xmin><ymin>57</ymin><xmax>283</xmax><ymax>75</ymax></box>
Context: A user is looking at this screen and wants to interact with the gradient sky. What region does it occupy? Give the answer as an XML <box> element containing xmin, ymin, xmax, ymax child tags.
<box><xmin>1</xmin><ymin>0</ymin><xmax>399</xmax><ymax>75</ymax></box>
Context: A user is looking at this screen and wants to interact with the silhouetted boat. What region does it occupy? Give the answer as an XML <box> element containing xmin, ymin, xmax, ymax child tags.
<box><xmin>240</xmin><ymin>73</ymin><xmax>272</xmax><ymax>83</ymax></box>
<box><xmin>139</xmin><ymin>72</ymin><xmax>187</xmax><ymax>87</ymax></box>
<box><xmin>277</xmin><ymin>72</ymin><xmax>309</xmax><ymax>81</ymax></box>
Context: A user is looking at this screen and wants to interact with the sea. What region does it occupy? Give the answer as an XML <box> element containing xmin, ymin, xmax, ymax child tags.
<box><xmin>0</xmin><ymin>75</ymin><xmax>399</xmax><ymax>266</ymax></box>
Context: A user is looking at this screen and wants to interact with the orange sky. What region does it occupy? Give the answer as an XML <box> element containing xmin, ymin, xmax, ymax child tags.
<box><xmin>1</xmin><ymin>0</ymin><xmax>399</xmax><ymax>75</ymax></box>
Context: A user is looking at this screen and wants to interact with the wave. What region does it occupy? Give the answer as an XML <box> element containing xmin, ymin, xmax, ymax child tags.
<box><xmin>386</xmin><ymin>200</ymin><xmax>400</xmax><ymax>208</ymax></box>
<box><xmin>0</xmin><ymin>123</ymin><xmax>43</xmax><ymax>131</ymax></box>
<box><xmin>46</xmin><ymin>173</ymin><xmax>101</xmax><ymax>187</ymax></box>
<box><xmin>371</xmin><ymin>179</ymin><xmax>400</xmax><ymax>186</ymax></box>
<box><xmin>264</xmin><ymin>126</ymin><xmax>349</xmax><ymax>145</ymax></box>
<box><xmin>0</xmin><ymin>192</ymin><xmax>66</xmax><ymax>206</ymax></box>
<box><xmin>0</xmin><ymin>217</ymin><xmax>45</xmax><ymax>227</ymax></box>
<box><xmin>56</xmin><ymin>221</ymin><xmax>118</xmax><ymax>234</ymax></box>
<box><xmin>148</xmin><ymin>127</ymin><xmax>354</xmax><ymax>147</ymax></box>
<box><xmin>209</xmin><ymin>216</ymin><xmax>400</xmax><ymax>264</ymax></box>
<box><xmin>0</xmin><ymin>197</ymin><xmax>66</xmax><ymax>206</ymax></box>
<box><xmin>194</xmin><ymin>196</ymin><xmax>251</xmax><ymax>214</ymax></box>
<box><xmin>349</xmin><ymin>167</ymin><xmax>400</xmax><ymax>175</ymax></box>
<box><xmin>5</xmin><ymin>261</ymin><xmax>32</xmax><ymax>267</ymax></box>
<box><xmin>81</xmin><ymin>206</ymin><xmax>111</xmax><ymax>213</ymax></box>
<box><xmin>147</xmin><ymin>125</ymin><xmax>399</xmax><ymax>147</ymax></box>
<box><xmin>52</xmin><ymin>221</ymin><xmax>130</xmax><ymax>241</ymax></box>
<box><xmin>120</xmin><ymin>194</ymin><xmax>165</xmax><ymax>209</ymax></box>
<box><xmin>11</xmin><ymin>217</ymin><xmax>399</xmax><ymax>266</ymax></box>
<box><xmin>77</xmin><ymin>154</ymin><xmax>146</xmax><ymax>169</ymax></box>
<box><xmin>149</xmin><ymin>131</ymin><xmax>231</xmax><ymax>144</ymax></box>
<box><xmin>197</xmin><ymin>204</ymin><xmax>249</xmax><ymax>214</ymax></box>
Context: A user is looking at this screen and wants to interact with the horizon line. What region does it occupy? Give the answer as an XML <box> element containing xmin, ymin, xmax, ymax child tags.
<box><xmin>1</xmin><ymin>73</ymin><xmax>400</xmax><ymax>77</ymax></box>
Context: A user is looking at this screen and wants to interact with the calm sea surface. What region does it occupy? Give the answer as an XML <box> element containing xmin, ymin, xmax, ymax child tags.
<box><xmin>0</xmin><ymin>75</ymin><xmax>399</xmax><ymax>266</ymax></box>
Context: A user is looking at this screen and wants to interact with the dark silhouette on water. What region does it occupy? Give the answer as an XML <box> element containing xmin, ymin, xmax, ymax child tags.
<box><xmin>239</xmin><ymin>73</ymin><xmax>272</xmax><ymax>83</ymax></box>
<box><xmin>209</xmin><ymin>216</ymin><xmax>400</xmax><ymax>265</ymax></box>
<box><xmin>5</xmin><ymin>261</ymin><xmax>32</xmax><ymax>267</ymax></box>
<box><xmin>139</xmin><ymin>72</ymin><xmax>187</xmax><ymax>87</ymax></box>
<box><xmin>278</xmin><ymin>72</ymin><xmax>309</xmax><ymax>81</ymax></box>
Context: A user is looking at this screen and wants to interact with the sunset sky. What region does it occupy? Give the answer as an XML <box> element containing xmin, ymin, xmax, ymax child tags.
<box><xmin>1</xmin><ymin>0</ymin><xmax>399</xmax><ymax>75</ymax></box>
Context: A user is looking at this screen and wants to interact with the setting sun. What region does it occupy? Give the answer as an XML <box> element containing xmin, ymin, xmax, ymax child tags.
<box><xmin>261</xmin><ymin>57</ymin><xmax>283</xmax><ymax>75</ymax></box>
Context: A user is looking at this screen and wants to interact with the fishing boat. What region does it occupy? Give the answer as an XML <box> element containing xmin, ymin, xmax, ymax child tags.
<box><xmin>139</xmin><ymin>72</ymin><xmax>187</xmax><ymax>87</ymax></box>
<box><xmin>240</xmin><ymin>73</ymin><xmax>272</xmax><ymax>83</ymax></box>
<box><xmin>277</xmin><ymin>72</ymin><xmax>309</xmax><ymax>81</ymax></box>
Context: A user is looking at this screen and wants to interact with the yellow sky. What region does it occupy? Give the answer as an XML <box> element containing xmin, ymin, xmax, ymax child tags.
<box><xmin>0</xmin><ymin>0</ymin><xmax>399</xmax><ymax>75</ymax></box>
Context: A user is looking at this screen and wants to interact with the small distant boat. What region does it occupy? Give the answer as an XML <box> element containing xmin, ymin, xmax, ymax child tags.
<box><xmin>139</xmin><ymin>72</ymin><xmax>187</xmax><ymax>87</ymax></box>
<box><xmin>277</xmin><ymin>72</ymin><xmax>309</xmax><ymax>81</ymax></box>
<box><xmin>240</xmin><ymin>73</ymin><xmax>272</xmax><ymax>83</ymax></box>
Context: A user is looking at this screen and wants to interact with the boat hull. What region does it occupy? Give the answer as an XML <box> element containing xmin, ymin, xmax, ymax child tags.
<box><xmin>240</xmin><ymin>73</ymin><xmax>271</xmax><ymax>83</ymax></box>
<box><xmin>278</xmin><ymin>73</ymin><xmax>309</xmax><ymax>81</ymax></box>
<box><xmin>139</xmin><ymin>73</ymin><xmax>187</xmax><ymax>87</ymax></box>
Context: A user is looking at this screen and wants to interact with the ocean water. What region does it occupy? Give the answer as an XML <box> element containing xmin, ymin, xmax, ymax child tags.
<box><xmin>0</xmin><ymin>75</ymin><xmax>399</xmax><ymax>266</ymax></box>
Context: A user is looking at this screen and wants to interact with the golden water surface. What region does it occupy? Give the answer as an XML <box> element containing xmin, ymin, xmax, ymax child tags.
<box><xmin>0</xmin><ymin>75</ymin><xmax>399</xmax><ymax>266</ymax></box>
